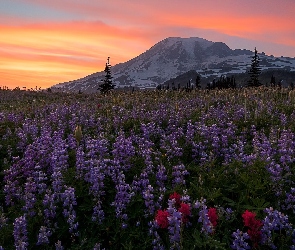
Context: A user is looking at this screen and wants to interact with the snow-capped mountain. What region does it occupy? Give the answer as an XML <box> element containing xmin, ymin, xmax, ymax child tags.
<box><xmin>52</xmin><ymin>37</ymin><xmax>295</xmax><ymax>92</ymax></box>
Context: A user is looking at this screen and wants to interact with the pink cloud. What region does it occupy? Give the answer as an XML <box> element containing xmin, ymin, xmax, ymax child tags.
<box><xmin>1</xmin><ymin>0</ymin><xmax>295</xmax><ymax>89</ymax></box>
<box><xmin>0</xmin><ymin>20</ymin><xmax>157</xmax><ymax>89</ymax></box>
<box><xmin>8</xmin><ymin>1</ymin><xmax>295</xmax><ymax>50</ymax></box>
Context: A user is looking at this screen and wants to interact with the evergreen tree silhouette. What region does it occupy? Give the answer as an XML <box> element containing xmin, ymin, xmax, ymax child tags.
<box><xmin>196</xmin><ymin>75</ymin><xmax>201</xmax><ymax>89</ymax></box>
<box><xmin>270</xmin><ymin>75</ymin><xmax>276</xmax><ymax>87</ymax></box>
<box><xmin>206</xmin><ymin>75</ymin><xmax>236</xmax><ymax>90</ymax></box>
<box><xmin>231</xmin><ymin>75</ymin><xmax>236</xmax><ymax>88</ymax></box>
<box><xmin>156</xmin><ymin>84</ymin><xmax>162</xmax><ymax>91</ymax></box>
<box><xmin>248</xmin><ymin>47</ymin><xmax>261</xmax><ymax>87</ymax></box>
<box><xmin>172</xmin><ymin>82</ymin><xmax>176</xmax><ymax>90</ymax></box>
<box><xmin>98</xmin><ymin>57</ymin><xmax>115</xmax><ymax>94</ymax></box>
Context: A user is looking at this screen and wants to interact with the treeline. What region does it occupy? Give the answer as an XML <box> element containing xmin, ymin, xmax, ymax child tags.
<box><xmin>157</xmin><ymin>48</ymin><xmax>294</xmax><ymax>91</ymax></box>
<box><xmin>156</xmin><ymin>75</ymin><xmax>201</xmax><ymax>92</ymax></box>
<box><xmin>206</xmin><ymin>75</ymin><xmax>236</xmax><ymax>90</ymax></box>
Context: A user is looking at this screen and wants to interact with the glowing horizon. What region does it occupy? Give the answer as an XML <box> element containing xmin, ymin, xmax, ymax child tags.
<box><xmin>1</xmin><ymin>0</ymin><xmax>295</xmax><ymax>89</ymax></box>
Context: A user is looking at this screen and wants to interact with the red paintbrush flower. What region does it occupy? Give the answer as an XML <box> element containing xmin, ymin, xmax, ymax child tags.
<box><xmin>242</xmin><ymin>210</ymin><xmax>256</xmax><ymax>228</ymax></box>
<box><xmin>208</xmin><ymin>207</ymin><xmax>218</xmax><ymax>228</ymax></box>
<box><xmin>169</xmin><ymin>192</ymin><xmax>181</xmax><ymax>208</ymax></box>
<box><xmin>178</xmin><ymin>202</ymin><xmax>191</xmax><ymax>223</ymax></box>
<box><xmin>155</xmin><ymin>209</ymin><xmax>169</xmax><ymax>229</ymax></box>
<box><xmin>242</xmin><ymin>210</ymin><xmax>263</xmax><ymax>248</ymax></box>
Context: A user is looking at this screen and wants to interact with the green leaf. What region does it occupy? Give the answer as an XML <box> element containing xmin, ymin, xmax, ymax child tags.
<box><xmin>222</xmin><ymin>197</ymin><xmax>236</xmax><ymax>206</ymax></box>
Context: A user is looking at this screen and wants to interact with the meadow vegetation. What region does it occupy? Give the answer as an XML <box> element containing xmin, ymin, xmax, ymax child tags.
<box><xmin>1</xmin><ymin>87</ymin><xmax>295</xmax><ymax>249</ymax></box>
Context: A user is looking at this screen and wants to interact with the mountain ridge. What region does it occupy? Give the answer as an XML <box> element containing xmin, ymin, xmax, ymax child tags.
<box><xmin>52</xmin><ymin>37</ymin><xmax>295</xmax><ymax>92</ymax></box>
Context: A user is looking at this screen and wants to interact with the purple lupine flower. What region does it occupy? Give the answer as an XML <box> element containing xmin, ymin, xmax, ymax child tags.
<box><xmin>75</xmin><ymin>146</ymin><xmax>87</xmax><ymax>179</ymax></box>
<box><xmin>13</xmin><ymin>215</ymin><xmax>28</xmax><ymax>250</ymax></box>
<box><xmin>231</xmin><ymin>229</ymin><xmax>250</xmax><ymax>249</ymax></box>
<box><xmin>112</xmin><ymin>132</ymin><xmax>135</xmax><ymax>170</ymax></box>
<box><xmin>211</xmin><ymin>127</ymin><xmax>221</xmax><ymax>156</ymax></box>
<box><xmin>131</xmin><ymin>175</ymin><xmax>141</xmax><ymax>193</ymax></box>
<box><xmin>215</xmin><ymin>206</ymin><xmax>234</xmax><ymax>221</ymax></box>
<box><xmin>180</xmin><ymin>189</ymin><xmax>190</xmax><ymax>204</ymax></box>
<box><xmin>88</xmin><ymin>163</ymin><xmax>106</xmax><ymax>197</ymax></box>
<box><xmin>33</xmin><ymin>165</ymin><xmax>47</xmax><ymax>194</ymax></box>
<box><xmin>51</xmin><ymin>165</ymin><xmax>64</xmax><ymax>193</ymax></box>
<box><xmin>110</xmin><ymin>170</ymin><xmax>134</xmax><ymax>224</ymax></box>
<box><xmin>225</xmin><ymin>208</ymin><xmax>234</xmax><ymax>220</ymax></box>
<box><xmin>284</xmin><ymin>187</ymin><xmax>295</xmax><ymax>212</ymax></box>
<box><xmin>55</xmin><ymin>240</ymin><xmax>64</xmax><ymax>250</ymax></box>
<box><xmin>131</xmin><ymin>136</ymin><xmax>157</xmax><ymax>197</ymax></box>
<box><xmin>22</xmin><ymin>177</ymin><xmax>37</xmax><ymax>216</ymax></box>
<box><xmin>194</xmin><ymin>199</ymin><xmax>213</xmax><ymax>235</ymax></box>
<box><xmin>50</xmin><ymin>134</ymin><xmax>68</xmax><ymax>195</ymax></box>
<box><xmin>81</xmin><ymin>137</ymin><xmax>109</xmax><ymax>224</ymax></box>
<box><xmin>16</xmin><ymin>127</ymin><xmax>28</xmax><ymax>151</ymax></box>
<box><xmin>277</xmin><ymin>130</ymin><xmax>295</xmax><ymax>170</ymax></box>
<box><xmin>167</xmin><ymin>199</ymin><xmax>182</xmax><ymax>249</ymax></box>
<box><xmin>155</xmin><ymin>164</ymin><xmax>167</xmax><ymax>189</ymax></box>
<box><xmin>141</xmin><ymin>122</ymin><xmax>163</xmax><ymax>139</ymax></box>
<box><xmin>92</xmin><ymin>200</ymin><xmax>105</xmax><ymax>224</ymax></box>
<box><xmin>133</xmin><ymin>169</ymin><xmax>150</xmax><ymax>192</ymax></box>
<box><xmin>43</xmin><ymin>189</ymin><xmax>57</xmax><ymax>222</ymax></box>
<box><xmin>88</xmin><ymin>164</ymin><xmax>106</xmax><ymax>223</ymax></box>
<box><xmin>191</xmin><ymin>141</ymin><xmax>206</xmax><ymax>164</ymax></box>
<box><xmin>143</xmin><ymin>184</ymin><xmax>155</xmax><ymax>216</ymax></box>
<box><xmin>252</xmin><ymin>130</ymin><xmax>274</xmax><ymax>165</ymax></box>
<box><xmin>85</xmin><ymin>137</ymin><xmax>109</xmax><ymax>163</ymax></box>
<box><xmin>160</xmin><ymin>129</ymin><xmax>184</xmax><ymax>160</ymax></box>
<box><xmin>93</xmin><ymin>243</ymin><xmax>106</xmax><ymax>250</ymax></box>
<box><xmin>135</xmin><ymin>136</ymin><xmax>155</xmax><ymax>174</ymax></box>
<box><xmin>66</xmin><ymin>134</ymin><xmax>77</xmax><ymax>150</ymax></box>
<box><xmin>172</xmin><ymin>164</ymin><xmax>189</xmax><ymax>187</ymax></box>
<box><xmin>149</xmin><ymin>220</ymin><xmax>165</xmax><ymax>250</ymax></box>
<box><xmin>261</xmin><ymin>207</ymin><xmax>292</xmax><ymax>248</ymax></box>
<box><xmin>4</xmin><ymin>152</ymin><xmax>34</xmax><ymax>207</ymax></box>
<box><xmin>61</xmin><ymin>186</ymin><xmax>79</xmax><ymax>234</ymax></box>
<box><xmin>185</xmin><ymin>120</ymin><xmax>195</xmax><ymax>145</ymax></box>
<box><xmin>154</xmin><ymin>187</ymin><xmax>166</xmax><ymax>212</ymax></box>
<box><xmin>36</xmin><ymin>226</ymin><xmax>51</xmax><ymax>245</ymax></box>
<box><xmin>280</xmin><ymin>113</ymin><xmax>287</xmax><ymax>127</ymax></box>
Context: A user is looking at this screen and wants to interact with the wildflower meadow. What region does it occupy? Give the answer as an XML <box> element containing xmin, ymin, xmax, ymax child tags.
<box><xmin>1</xmin><ymin>87</ymin><xmax>295</xmax><ymax>249</ymax></box>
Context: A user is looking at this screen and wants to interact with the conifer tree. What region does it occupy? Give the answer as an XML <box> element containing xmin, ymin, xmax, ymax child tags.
<box><xmin>270</xmin><ymin>75</ymin><xmax>276</xmax><ymax>87</ymax></box>
<box><xmin>196</xmin><ymin>75</ymin><xmax>201</xmax><ymax>89</ymax></box>
<box><xmin>248</xmin><ymin>47</ymin><xmax>261</xmax><ymax>87</ymax></box>
<box><xmin>98</xmin><ymin>57</ymin><xmax>115</xmax><ymax>94</ymax></box>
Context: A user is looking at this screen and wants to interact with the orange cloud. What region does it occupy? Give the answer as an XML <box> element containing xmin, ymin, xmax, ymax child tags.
<box><xmin>0</xmin><ymin>21</ymin><xmax>151</xmax><ymax>89</ymax></box>
<box><xmin>11</xmin><ymin>1</ymin><xmax>295</xmax><ymax>43</ymax></box>
<box><xmin>153</xmin><ymin>6</ymin><xmax>295</xmax><ymax>43</ymax></box>
<box><xmin>2</xmin><ymin>0</ymin><xmax>295</xmax><ymax>89</ymax></box>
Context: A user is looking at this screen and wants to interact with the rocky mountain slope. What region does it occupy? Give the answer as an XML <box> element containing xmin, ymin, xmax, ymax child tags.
<box><xmin>52</xmin><ymin>37</ymin><xmax>295</xmax><ymax>92</ymax></box>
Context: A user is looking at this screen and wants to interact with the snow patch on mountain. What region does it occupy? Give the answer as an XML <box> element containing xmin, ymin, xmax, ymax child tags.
<box><xmin>52</xmin><ymin>37</ymin><xmax>295</xmax><ymax>92</ymax></box>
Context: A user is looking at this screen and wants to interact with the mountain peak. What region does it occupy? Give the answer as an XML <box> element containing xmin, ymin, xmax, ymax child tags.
<box><xmin>52</xmin><ymin>37</ymin><xmax>295</xmax><ymax>92</ymax></box>
<box><xmin>159</xmin><ymin>36</ymin><xmax>214</xmax><ymax>49</ymax></box>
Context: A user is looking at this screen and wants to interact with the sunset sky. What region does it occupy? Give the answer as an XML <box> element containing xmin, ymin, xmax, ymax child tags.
<box><xmin>1</xmin><ymin>0</ymin><xmax>295</xmax><ymax>89</ymax></box>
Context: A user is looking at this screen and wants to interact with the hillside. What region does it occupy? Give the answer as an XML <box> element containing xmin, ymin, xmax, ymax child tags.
<box><xmin>52</xmin><ymin>37</ymin><xmax>295</xmax><ymax>92</ymax></box>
